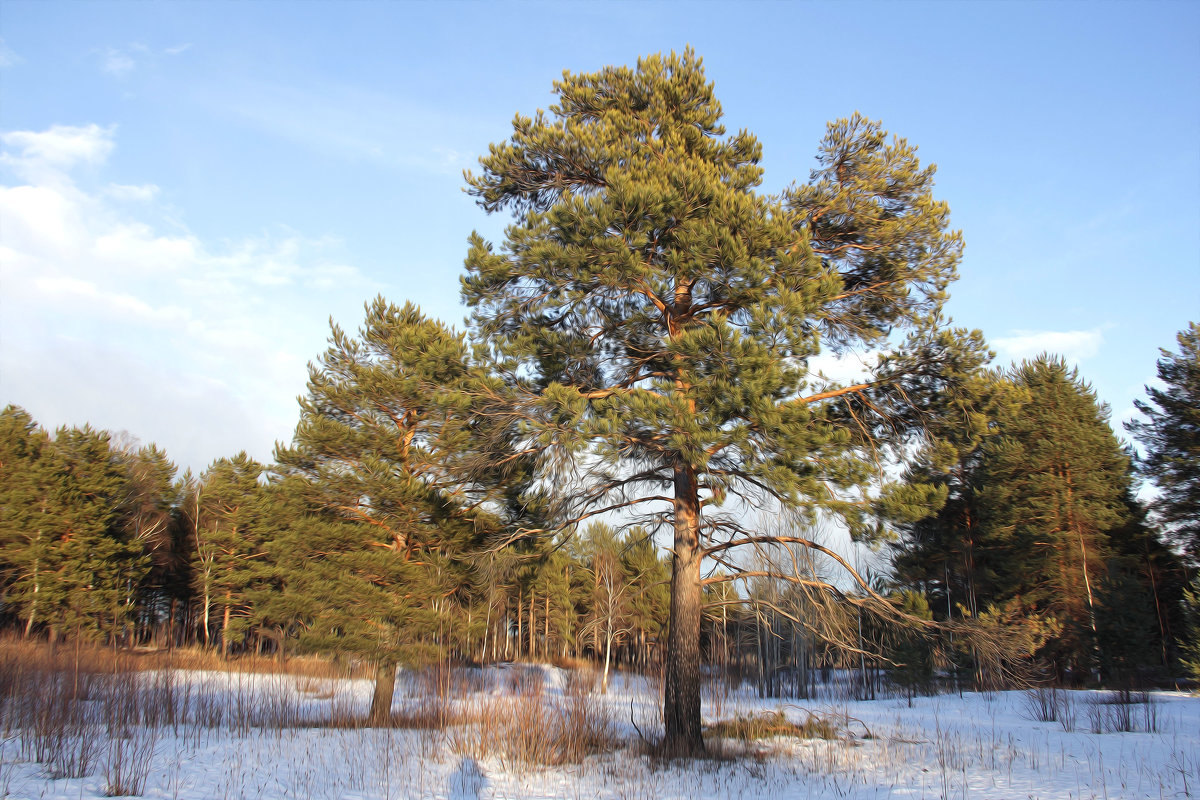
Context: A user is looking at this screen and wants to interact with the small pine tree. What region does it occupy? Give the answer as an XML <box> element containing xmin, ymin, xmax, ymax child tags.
<box><xmin>272</xmin><ymin>298</ymin><xmax>499</xmax><ymax>724</ymax></box>
<box><xmin>1096</xmin><ymin>565</ymin><xmax>1158</xmax><ymax>688</ymax></box>
<box><xmin>890</xmin><ymin>590</ymin><xmax>936</xmax><ymax>705</ymax></box>
<box><xmin>1182</xmin><ymin>576</ymin><xmax>1200</xmax><ymax>686</ymax></box>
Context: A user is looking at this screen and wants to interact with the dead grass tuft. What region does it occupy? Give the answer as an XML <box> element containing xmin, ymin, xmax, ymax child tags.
<box><xmin>706</xmin><ymin>708</ymin><xmax>847</xmax><ymax>742</ymax></box>
<box><xmin>448</xmin><ymin>665</ymin><xmax>617</xmax><ymax>767</ymax></box>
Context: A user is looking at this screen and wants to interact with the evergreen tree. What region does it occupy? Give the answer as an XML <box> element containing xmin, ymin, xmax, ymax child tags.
<box><xmin>0</xmin><ymin>406</ymin><xmax>55</xmax><ymax>635</ymax></box>
<box><xmin>623</xmin><ymin>528</ymin><xmax>670</xmax><ymax>669</ymax></box>
<box><xmin>1127</xmin><ymin>322</ymin><xmax>1200</xmax><ymax>563</ymax></box>
<box><xmin>272</xmin><ymin>298</ymin><xmax>498</xmax><ymax>724</ymax></box>
<box><xmin>1181</xmin><ymin>574</ymin><xmax>1200</xmax><ymax>684</ymax></box>
<box><xmin>188</xmin><ymin>453</ymin><xmax>269</xmax><ymax>654</ymax></box>
<box><xmin>978</xmin><ymin>356</ymin><xmax>1132</xmax><ymax>680</ymax></box>
<box><xmin>1102</xmin><ymin>493</ymin><xmax>1189</xmax><ymax>675</ymax></box>
<box><xmin>461</xmin><ymin>51</ymin><xmax>969</xmax><ymax>753</ymax></box>
<box><xmin>46</xmin><ymin>425</ymin><xmax>148</xmax><ymax>641</ymax></box>
<box><xmin>1</xmin><ymin>409</ymin><xmax>171</xmax><ymax>644</ymax></box>
<box><xmin>529</xmin><ymin>545</ymin><xmax>580</xmax><ymax>660</ymax></box>
<box><xmin>892</xmin><ymin>365</ymin><xmax>1022</xmax><ymax>626</ymax></box>
<box><xmin>889</xmin><ymin>590</ymin><xmax>936</xmax><ymax>705</ymax></box>
<box><xmin>114</xmin><ymin>443</ymin><xmax>178</xmax><ymax>641</ymax></box>
<box><xmin>1095</xmin><ymin>564</ymin><xmax>1158</xmax><ymax>688</ymax></box>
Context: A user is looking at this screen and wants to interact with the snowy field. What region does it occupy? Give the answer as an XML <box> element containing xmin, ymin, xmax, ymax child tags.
<box><xmin>2</xmin><ymin>664</ymin><xmax>1197</xmax><ymax>800</ymax></box>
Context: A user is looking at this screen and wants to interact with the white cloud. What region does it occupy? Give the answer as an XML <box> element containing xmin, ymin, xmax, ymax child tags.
<box><xmin>0</xmin><ymin>184</ymin><xmax>88</xmax><ymax>255</ymax></box>
<box><xmin>105</xmin><ymin>183</ymin><xmax>160</xmax><ymax>202</ymax></box>
<box><xmin>992</xmin><ymin>328</ymin><xmax>1103</xmax><ymax>365</ymax></box>
<box><xmin>92</xmin><ymin>223</ymin><xmax>199</xmax><ymax>272</ymax></box>
<box><xmin>164</xmin><ymin>43</ymin><xmax>193</xmax><ymax>56</ymax></box>
<box><xmin>1</xmin><ymin>124</ymin><xmax>116</xmax><ymax>173</ymax></box>
<box><xmin>102</xmin><ymin>47</ymin><xmax>135</xmax><ymax>77</ymax></box>
<box><xmin>31</xmin><ymin>274</ymin><xmax>171</xmax><ymax>323</ymax></box>
<box><xmin>0</xmin><ymin>124</ymin><xmax>374</xmax><ymax>472</ymax></box>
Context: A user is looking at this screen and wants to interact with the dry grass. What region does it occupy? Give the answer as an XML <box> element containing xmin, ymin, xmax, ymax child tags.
<box><xmin>705</xmin><ymin>708</ymin><xmax>846</xmax><ymax>743</ymax></box>
<box><xmin>447</xmin><ymin>665</ymin><xmax>617</xmax><ymax>767</ymax></box>
<box><xmin>0</xmin><ymin>634</ymin><xmax>369</xmax><ymax>680</ymax></box>
<box><xmin>1087</xmin><ymin>689</ymin><xmax>1160</xmax><ymax>733</ymax></box>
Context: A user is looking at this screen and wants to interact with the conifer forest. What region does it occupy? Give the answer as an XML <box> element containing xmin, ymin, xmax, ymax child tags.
<box><xmin>1</xmin><ymin>49</ymin><xmax>1198</xmax><ymax>798</ymax></box>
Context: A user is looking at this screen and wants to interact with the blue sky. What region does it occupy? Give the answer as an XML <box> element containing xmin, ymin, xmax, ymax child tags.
<box><xmin>1</xmin><ymin>0</ymin><xmax>1197</xmax><ymax>475</ymax></box>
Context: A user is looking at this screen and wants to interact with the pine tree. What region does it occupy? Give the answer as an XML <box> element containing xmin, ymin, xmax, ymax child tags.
<box><xmin>528</xmin><ymin>546</ymin><xmax>577</xmax><ymax>660</ymax></box>
<box><xmin>978</xmin><ymin>356</ymin><xmax>1133</xmax><ymax>680</ymax></box>
<box><xmin>47</xmin><ymin>425</ymin><xmax>148</xmax><ymax>642</ymax></box>
<box><xmin>1181</xmin><ymin>575</ymin><xmax>1200</xmax><ymax>684</ymax></box>
<box><xmin>1127</xmin><ymin>322</ymin><xmax>1200</xmax><ymax>563</ymax></box>
<box><xmin>892</xmin><ymin>365</ymin><xmax>1022</xmax><ymax>625</ymax></box>
<box><xmin>1102</xmin><ymin>493</ymin><xmax>1190</xmax><ymax>675</ymax></box>
<box><xmin>114</xmin><ymin>443</ymin><xmax>178</xmax><ymax>642</ymax></box>
<box><xmin>623</xmin><ymin>528</ymin><xmax>670</xmax><ymax>670</ymax></box>
<box><xmin>272</xmin><ymin>298</ymin><xmax>498</xmax><ymax>724</ymax></box>
<box><xmin>462</xmin><ymin>51</ymin><xmax>970</xmax><ymax>752</ymax></box>
<box><xmin>187</xmin><ymin>453</ymin><xmax>269</xmax><ymax>654</ymax></box>
<box><xmin>0</xmin><ymin>406</ymin><xmax>55</xmax><ymax>635</ymax></box>
<box><xmin>889</xmin><ymin>590</ymin><xmax>936</xmax><ymax>705</ymax></box>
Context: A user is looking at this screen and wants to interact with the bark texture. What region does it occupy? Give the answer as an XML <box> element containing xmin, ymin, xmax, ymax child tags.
<box><xmin>369</xmin><ymin>661</ymin><xmax>397</xmax><ymax>726</ymax></box>
<box><xmin>663</xmin><ymin>463</ymin><xmax>704</xmax><ymax>756</ymax></box>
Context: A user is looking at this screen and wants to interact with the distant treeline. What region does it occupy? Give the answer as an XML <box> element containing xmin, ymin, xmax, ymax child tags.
<box><xmin>2</xmin><ymin>323</ymin><xmax>1197</xmax><ymax>707</ymax></box>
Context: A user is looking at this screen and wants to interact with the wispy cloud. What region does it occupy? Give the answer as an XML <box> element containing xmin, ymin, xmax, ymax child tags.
<box><xmin>105</xmin><ymin>183</ymin><xmax>160</xmax><ymax>202</ymax></box>
<box><xmin>992</xmin><ymin>328</ymin><xmax>1104</xmax><ymax>366</ymax></box>
<box><xmin>219</xmin><ymin>79</ymin><xmax>479</xmax><ymax>175</ymax></box>
<box><xmin>0</xmin><ymin>123</ymin><xmax>374</xmax><ymax>472</ymax></box>
<box><xmin>94</xmin><ymin>42</ymin><xmax>192</xmax><ymax>78</ymax></box>
<box><xmin>101</xmin><ymin>47</ymin><xmax>135</xmax><ymax>77</ymax></box>
<box><xmin>0</xmin><ymin>38</ymin><xmax>21</xmax><ymax>68</ymax></box>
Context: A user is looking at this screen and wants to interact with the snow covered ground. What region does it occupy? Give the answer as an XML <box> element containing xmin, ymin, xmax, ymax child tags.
<box><xmin>2</xmin><ymin>665</ymin><xmax>1197</xmax><ymax>799</ymax></box>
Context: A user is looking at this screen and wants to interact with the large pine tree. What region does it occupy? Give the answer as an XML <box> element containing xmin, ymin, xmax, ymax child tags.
<box><xmin>461</xmin><ymin>50</ymin><xmax>971</xmax><ymax>753</ymax></box>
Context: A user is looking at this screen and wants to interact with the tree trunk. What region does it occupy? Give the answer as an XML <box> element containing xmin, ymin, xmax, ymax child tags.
<box><xmin>221</xmin><ymin>593</ymin><xmax>232</xmax><ymax>658</ymax></box>
<box><xmin>369</xmin><ymin>660</ymin><xmax>397</xmax><ymax>726</ymax></box>
<box><xmin>663</xmin><ymin>462</ymin><xmax>704</xmax><ymax>756</ymax></box>
<box><xmin>1064</xmin><ymin>468</ymin><xmax>1101</xmax><ymax>680</ymax></box>
<box><xmin>24</xmin><ymin>548</ymin><xmax>39</xmax><ymax>638</ymax></box>
<box><xmin>602</xmin><ymin>624</ymin><xmax>614</xmax><ymax>694</ymax></box>
<box><xmin>201</xmin><ymin>577</ymin><xmax>211</xmax><ymax>648</ymax></box>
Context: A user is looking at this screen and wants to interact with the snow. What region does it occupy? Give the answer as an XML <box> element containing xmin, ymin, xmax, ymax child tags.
<box><xmin>2</xmin><ymin>666</ymin><xmax>1197</xmax><ymax>799</ymax></box>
